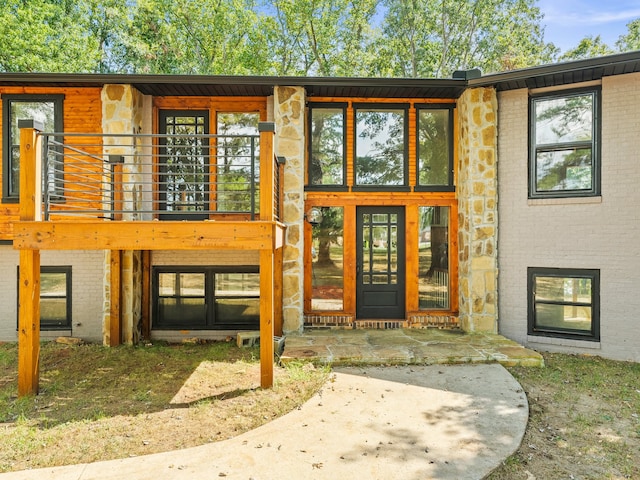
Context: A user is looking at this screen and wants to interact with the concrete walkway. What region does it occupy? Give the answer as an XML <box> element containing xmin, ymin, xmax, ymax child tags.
<box><xmin>0</xmin><ymin>363</ymin><xmax>529</xmax><ymax>480</ymax></box>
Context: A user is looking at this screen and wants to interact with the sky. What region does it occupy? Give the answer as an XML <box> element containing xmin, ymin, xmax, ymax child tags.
<box><xmin>537</xmin><ymin>0</ymin><xmax>640</xmax><ymax>53</ymax></box>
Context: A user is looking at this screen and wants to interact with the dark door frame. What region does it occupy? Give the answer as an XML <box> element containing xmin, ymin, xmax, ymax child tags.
<box><xmin>356</xmin><ymin>206</ymin><xmax>405</xmax><ymax>319</ymax></box>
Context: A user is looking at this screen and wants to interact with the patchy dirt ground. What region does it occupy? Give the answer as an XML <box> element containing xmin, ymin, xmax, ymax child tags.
<box><xmin>1</xmin><ymin>345</ymin><xmax>639</xmax><ymax>478</ymax></box>
<box><xmin>0</xmin><ymin>341</ymin><xmax>328</xmax><ymax>473</ymax></box>
<box><xmin>488</xmin><ymin>353</ymin><xmax>640</xmax><ymax>480</ymax></box>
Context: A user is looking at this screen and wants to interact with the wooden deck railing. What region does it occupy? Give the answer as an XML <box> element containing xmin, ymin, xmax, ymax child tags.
<box><xmin>27</xmin><ymin>124</ymin><xmax>283</xmax><ymax>222</ymax></box>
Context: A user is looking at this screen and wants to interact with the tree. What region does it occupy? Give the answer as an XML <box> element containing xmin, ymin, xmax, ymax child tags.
<box><xmin>0</xmin><ymin>0</ymin><xmax>102</xmax><ymax>72</ymax></box>
<box><xmin>260</xmin><ymin>0</ymin><xmax>379</xmax><ymax>76</ymax></box>
<box><xmin>118</xmin><ymin>0</ymin><xmax>270</xmax><ymax>75</ymax></box>
<box><xmin>616</xmin><ymin>18</ymin><xmax>640</xmax><ymax>52</ymax></box>
<box><xmin>372</xmin><ymin>0</ymin><xmax>557</xmax><ymax>78</ymax></box>
<box><xmin>560</xmin><ymin>35</ymin><xmax>615</xmax><ymax>62</ymax></box>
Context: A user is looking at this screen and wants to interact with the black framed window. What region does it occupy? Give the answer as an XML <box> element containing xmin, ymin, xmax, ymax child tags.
<box><xmin>529</xmin><ymin>88</ymin><xmax>600</xmax><ymax>198</ymax></box>
<box><xmin>307</xmin><ymin>104</ymin><xmax>346</xmax><ymax>189</ymax></box>
<box><xmin>528</xmin><ymin>267</ymin><xmax>600</xmax><ymax>341</ymax></box>
<box><xmin>216</xmin><ymin>112</ymin><xmax>260</xmax><ymax>212</ymax></box>
<box><xmin>153</xmin><ymin>266</ymin><xmax>259</xmax><ymax>330</ymax></box>
<box><xmin>17</xmin><ymin>266</ymin><xmax>72</xmax><ymax>330</ymax></box>
<box><xmin>2</xmin><ymin>94</ymin><xmax>64</xmax><ymax>202</ymax></box>
<box><xmin>416</xmin><ymin>105</ymin><xmax>454</xmax><ymax>191</ymax></box>
<box><xmin>354</xmin><ymin>104</ymin><xmax>408</xmax><ymax>189</ymax></box>
<box><xmin>158</xmin><ymin>110</ymin><xmax>209</xmax><ymax>219</ymax></box>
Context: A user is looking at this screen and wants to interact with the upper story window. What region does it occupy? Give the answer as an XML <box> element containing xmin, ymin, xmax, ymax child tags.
<box><xmin>354</xmin><ymin>105</ymin><xmax>407</xmax><ymax>188</ymax></box>
<box><xmin>529</xmin><ymin>88</ymin><xmax>600</xmax><ymax>198</ymax></box>
<box><xmin>2</xmin><ymin>94</ymin><xmax>64</xmax><ymax>202</ymax></box>
<box><xmin>308</xmin><ymin>104</ymin><xmax>346</xmax><ymax>188</ymax></box>
<box><xmin>417</xmin><ymin>105</ymin><xmax>454</xmax><ymax>190</ymax></box>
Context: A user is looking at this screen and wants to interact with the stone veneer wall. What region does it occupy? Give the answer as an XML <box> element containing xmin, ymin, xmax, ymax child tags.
<box><xmin>457</xmin><ymin>87</ymin><xmax>499</xmax><ymax>333</ymax></box>
<box><xmin>274</xmin><ymin>86</ymin><xmax>306</xmax><ymax>333</ymax></box>
<box><xmin>101</xmin><ymin>85</ymin><xmax>148</xmax><ymax>344</ymax></box>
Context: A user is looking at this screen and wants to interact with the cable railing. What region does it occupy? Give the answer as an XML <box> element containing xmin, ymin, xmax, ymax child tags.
<box><xmin>38</xmin><ymin>132</ymin><xmax>282</xmax><ymax>222</ymax></box>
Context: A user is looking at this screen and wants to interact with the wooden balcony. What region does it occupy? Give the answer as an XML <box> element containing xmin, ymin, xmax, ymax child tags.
<box><xmin>15</xmin><ymin>120</ymin><xmax>284</xmax><ymax>395</ymax></box>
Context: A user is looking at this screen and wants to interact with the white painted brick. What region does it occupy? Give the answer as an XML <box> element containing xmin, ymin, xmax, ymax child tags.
<box><xmin>0</xmin><ymin>249</ymin><xmax>105</xmax><ymax>343</ymax></box>
<box><xmin>497</xmin><ymin>74</ymin><xmax>640</xmax><ymax>362</ymax></box>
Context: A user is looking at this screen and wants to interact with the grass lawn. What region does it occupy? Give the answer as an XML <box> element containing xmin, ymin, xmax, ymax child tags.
<box><xmin>0</xmin><ymin>340</ymin><xmax>328</xmax><ymax>473</ymax></box>
<box><xmin>489</xmin><ymin>353</ymin><xmax>640</xmax><ymax>479</ymax></box>
<box><xmin>0</xmin><ymin>343</ymin><xmax>638</xmax><ymax>478</ymax></box>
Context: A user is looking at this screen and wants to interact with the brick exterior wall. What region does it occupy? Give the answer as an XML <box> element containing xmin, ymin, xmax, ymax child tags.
<box><xmin>0</xmin><ymin>247</ymin><xmax>105</xmax><ymax>342</ymax></box>
<box><xmin>497</xmin><ymin>73</ymin><xmax>640</xmax><ymax>362</ymax></box>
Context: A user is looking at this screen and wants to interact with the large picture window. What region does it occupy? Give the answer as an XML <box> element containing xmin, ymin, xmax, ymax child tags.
<box><xmin>354</xmin><ymin>105</ymin><xmax>407</xmax><ymax>188</ymax></box>
<box><xmin>153</xmin><ymin>266</ymin><xmax>259</xmax><ymax>330</ymax></box>
<box><xmin>308</xmin><ymin>104</ymin><xmax>346</xmax><ymax>188</ymax></box>
<box><xmin>417</xmin><ymin>106</ymin><xmax>454</xmax><ymax>190</ymax></box>
<box><xmin>16</xmin><ymin>266</ymin><xmax>72</xmax><ymax>330</ymax></box>
<box><xmin>310</xmin><ymin>206</ymin><xmax>344</xmax><ymax>311</ymax></box>
<box><xmin>2</xmin><ymin>94</ymin><xmax>64</xmax><ymax>201</ymax></box>
<box><xmin>528</xmin><ymin>267</ymin><xmax>600</xmax><ymax>341</ymax></box>
<box><xmin>418</xmin><ymin>206</ymin><xmax>449</xmax><ymax>309</ymax></box>
<box><xmin>529</xmin><ymin>89</ymin><xmax>600</xmax><ymax>198</ymax></box>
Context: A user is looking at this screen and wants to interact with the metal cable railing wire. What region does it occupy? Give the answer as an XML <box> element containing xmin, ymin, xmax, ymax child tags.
<box><xmin>39</xmin><ymin>133</ymin><xmax>279</xmax><ymax>221</ymax></box>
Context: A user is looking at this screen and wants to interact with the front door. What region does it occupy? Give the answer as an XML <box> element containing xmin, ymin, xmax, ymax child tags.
<box><xmin>356</xmin><ymin>206</ymin><xmax>405</xmax><ymax>319</ymax></box>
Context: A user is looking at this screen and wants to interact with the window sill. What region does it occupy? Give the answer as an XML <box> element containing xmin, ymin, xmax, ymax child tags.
<box><xmin>528</xmin><ymin>196</ymin><xmax>602</xmax><ymax>206</ymax></box>
<box><xmin>527</xmin><ymin>334</ymin><xmax>600</xmax><ymax>349</ymax></box>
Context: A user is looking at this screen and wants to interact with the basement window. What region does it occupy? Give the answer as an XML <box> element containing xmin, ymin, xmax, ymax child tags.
<box><xmin>153</xmin><ymin>266</ymin><xmax>259</xmax><ymax>330</ymax></box>
<box><xmin>528</xmin><ymin>267</ymin><xmax>600</xmax><ymax>341</ymax></box>
<box><xmin>16</xmin><ymin>266</ymin><xmax>72</xmax><ymax>330</ymax></box>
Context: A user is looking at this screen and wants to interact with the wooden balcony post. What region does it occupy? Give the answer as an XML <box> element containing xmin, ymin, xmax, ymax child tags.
<box><xmin>260</xmin><ymin>249</ymin><xmax>274</xmax><ymax>388</ymax></box>
<box><xmin>17</xmin><ymin>120</ymin><xmax>43</xmax><ymax>397</ymax></box>
<box><xmin>259</xmin><ymin>122</ymin><xmax>276</xmax><ymax>221</ymax></box>
<box><xmin>258</xmin><ymin>122</ymin><xmax>276</xmax><ymax>388</ymax></box>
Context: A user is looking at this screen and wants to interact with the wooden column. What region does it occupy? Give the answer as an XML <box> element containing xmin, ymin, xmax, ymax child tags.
<box><xmin>259</xmin><ymin>249</ymin><xmax>274</xmax><ymax>388</ymax></box>
<box><xmin>109</xmin><ymin>250</ymin><xmax>122</xmax><ymax>346</ymax></box>
<box><xmin>17</xmin><ymin>120</ymin><xmax>43</xmax><ymax>396</ymax></box>
<box><xmin>274</xmin><ymin>245</ymin><xmax>284</xmax><ymax>337</ymax></box>
<box><xmin>258</xmin><ymin>122</ymin><xmax>275</xmax><ymax>388</ymax></box>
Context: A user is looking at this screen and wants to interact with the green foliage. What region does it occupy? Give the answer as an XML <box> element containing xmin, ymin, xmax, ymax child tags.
<box><xmin>560</xmin><ymin>35</ymin><xmax>615</xmax><ymax>62</ymax></box>
<box><xmin>617</xmin><ymin>19</ymin><xmax>640</xmax><ymax>52</ymax></box>
<box><xmin>1</xmin><ymin>0</ymin><xmax>638</xmax><ymax>76</ymax></box>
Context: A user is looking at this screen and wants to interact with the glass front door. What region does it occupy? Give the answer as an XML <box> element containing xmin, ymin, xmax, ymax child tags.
<box><xmin>356</xmin><ymin>206</ymin><xmax>405</xmax><ymax>319</ymax></box>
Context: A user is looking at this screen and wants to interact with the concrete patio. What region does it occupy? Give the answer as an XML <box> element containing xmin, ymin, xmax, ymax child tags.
<box><xmin>280</xmin><ymin>328</ymin><xmax>544</xmax><ymax>367</ymax></box>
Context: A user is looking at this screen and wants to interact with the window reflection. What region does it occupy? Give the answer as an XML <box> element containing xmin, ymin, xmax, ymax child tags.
<box><xmin>417</xmin><ymin>108</ymin><xmax>451</xmax><ymax>186</ymax></box>
<box><xmin>309</xmin><ymin>107</ymin><xmax>345</xmax><ymax>185</ymax></box>
<box><xmin>311</xmin><ymin>207</ymin><xmax>344</xmax><ymax>310</ymax></box>
<box><xmin>418</xmin><ymin>206</ymin><xmax>449</xmax><ymax>309</ymax></box>
<box><xmin>355</xmin><ymin>108</ymin><xmax>406</xmax><ymax>186</ymax></box>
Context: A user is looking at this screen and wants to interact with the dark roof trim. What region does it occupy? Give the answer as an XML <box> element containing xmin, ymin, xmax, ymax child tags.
<box><xmin>0</xmin><ymin>72</ymin><xmax>467</xmax><ymax>99</ymax></box>
<box><xmin>470</xmin><ymin>50</ymin><xmax>640</xmax><ymax>91</ymax></box>
<box><xmin>0</xmin><ymin>50</ymin><xmax>639</xmax><ymax>97</ymax></box>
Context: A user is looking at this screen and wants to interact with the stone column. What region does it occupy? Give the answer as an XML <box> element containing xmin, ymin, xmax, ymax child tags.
<box><xmin>274</xmin><ymin>86</ymin><xmax>306</xmax><ymax>333</ymax></box>
<box><xmin>457</xmin><ymin>87</ymin><xmax>499</xmax><ymax>333</ymax></box>
<box><xmin>101</xmin><ymin>85</ymin><xmax>148</xmax><ymax>345</ymax></box>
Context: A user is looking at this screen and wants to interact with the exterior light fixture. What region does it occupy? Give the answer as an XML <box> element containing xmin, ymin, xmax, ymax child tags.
<box><xmin>305</xmin><ymin>207</ymin><xmax>323</xmax><ymax>226</ymax></box>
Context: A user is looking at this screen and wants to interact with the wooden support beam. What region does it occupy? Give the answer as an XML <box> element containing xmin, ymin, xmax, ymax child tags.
<box><xmin>109</xmin><ymin>250</ymin><xmax>122</xmax><ymax>346</ymax></box>
<box><xmin>141</xmin><ymin>250</ymin><xmax>151</xmax><ymax>340</ymax></box>
<box><xmin>17</xmin><ymin>121</ymin><xmax>43</xmax><ymax>397</ymax></box>
<box><xmin>258</xmin><ymin>123</ymin><xmax>276</xmax><ymax>388</ymax></box>
<box><xmin>259</xmin><ymin>249</ymin><xmax>274</xmax><ymax>389</ymax></box>
<box><xmin>274</xmin><ymin>246</ymin><xmax>284</xmax><ymax>337</ymax></box>
<box><xmin>13</xmin><ymin>221</ymin><xmax>283</xmax><ymax>251</ymax></box>
<box><xmin>18</xmin><ymin>249</ymin><xmax>40</xmax><ymax>396</ymax></box>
